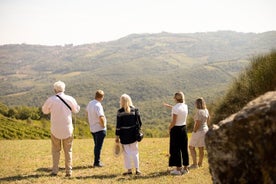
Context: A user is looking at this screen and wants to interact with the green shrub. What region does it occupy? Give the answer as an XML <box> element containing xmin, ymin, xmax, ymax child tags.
<box><xmin>212</xmin><ymin>50</ymin><xmax>276</xmax><ymax>123</ymax></box>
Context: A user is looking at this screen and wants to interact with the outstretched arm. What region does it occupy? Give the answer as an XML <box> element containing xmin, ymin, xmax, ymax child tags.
<box><xmin>163</xmin><ymin>103</ymin><xmax>173</xmax><ymax>109</ymax></box>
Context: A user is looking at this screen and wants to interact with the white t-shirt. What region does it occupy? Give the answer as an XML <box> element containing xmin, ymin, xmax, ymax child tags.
<box><xmin>172</xmin><ymin>103</ymin><xmax>188</xmax><ymax>126</ymax></box>
<box><xmin>42</xmin><ymin>92</ymin><xmax>80</xmax><ymax>139</ymax></box>
<box><xmin>86</xmin><ymin>99</ymin><xmax>107</xmax><ymax>133</ymax></box>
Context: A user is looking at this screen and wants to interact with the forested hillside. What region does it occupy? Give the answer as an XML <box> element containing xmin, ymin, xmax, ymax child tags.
<box><xmin>0</xmin><ymin>31</ymin><xmax>275</xmax><ymax>139</ymax></box>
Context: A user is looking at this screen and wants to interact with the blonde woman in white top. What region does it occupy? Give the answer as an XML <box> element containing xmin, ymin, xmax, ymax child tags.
<box><xmin>164</xmin><ymin>91</ymin><xmax>189</xmax><ymax>175</ymax></box>
<box><xmin>189</xmin><ymin>97</ymin><xmax>210</xmax><ymax>169</ymax></box>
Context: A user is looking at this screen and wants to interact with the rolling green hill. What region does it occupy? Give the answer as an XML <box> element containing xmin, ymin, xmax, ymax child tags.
<box><xmin>0</xmin><ymin>31</ymin><xmax>275</xmax><ymax>139</ymax></box>
<box><xmin>0</xmin><ymin>113</ymin><xmax>49</xmax><ymax>139</ymax></box>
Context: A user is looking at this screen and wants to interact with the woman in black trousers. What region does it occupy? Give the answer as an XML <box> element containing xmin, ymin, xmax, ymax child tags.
<box><xmin>164</xmin><ymin>91</ymin><xmax>189</xmax><ymax>175</ymax></box>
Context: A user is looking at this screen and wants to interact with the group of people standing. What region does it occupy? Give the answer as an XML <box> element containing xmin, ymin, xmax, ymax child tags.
<box><xmin>42</xmin><ymin>80</ymin><xmax>210</xmax><ymax>177</ymax></box>
<box><xmin>163</xmin><ymin>92</ymin><xmax>210</xmax><ymax>175</ymax></box>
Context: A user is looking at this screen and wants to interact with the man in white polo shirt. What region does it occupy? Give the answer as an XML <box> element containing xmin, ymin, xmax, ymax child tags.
<box><xmin>42</xmin><ymin>81</ymin><xmax>80</xmax><ymax>177</ymax></box>
<box><xmin>86</xmin><ymin>90</ymin><xmax>107</xmax><ymax>167</ymax></box>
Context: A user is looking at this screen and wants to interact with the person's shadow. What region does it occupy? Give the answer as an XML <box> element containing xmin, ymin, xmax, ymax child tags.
<box><xmin>0</xmin><ymin>166</ymin><xmax>169</xmax><ymax>182</ymax></box>
<box><xmin>0</xmin><ymin>174</ymin><xmax>42</xmax><ymax>182</ymax></box>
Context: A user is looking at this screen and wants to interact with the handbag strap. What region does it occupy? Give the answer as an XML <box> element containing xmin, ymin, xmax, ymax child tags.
<box><xmin>56</xmin><ymin>95</ymin><xmax>72</xmax><ymax>111</ymax></box>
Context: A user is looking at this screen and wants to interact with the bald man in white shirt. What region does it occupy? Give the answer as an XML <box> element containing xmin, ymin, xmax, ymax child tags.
<box><xmin>42</xmin><ymin>80</ymin><xmax>80</xmax><ymax>177</ymax></box>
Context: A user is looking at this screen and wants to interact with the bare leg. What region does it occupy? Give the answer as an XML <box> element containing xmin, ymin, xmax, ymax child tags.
<box><xmin>198</xmin><ymin>147</ymin><xmax>204</xmax><ymax>167</ymax></box>
<box><xmin>189</xmin><ymin>145</ymin><xmax>197</xmax><ymax>165</ymax></box>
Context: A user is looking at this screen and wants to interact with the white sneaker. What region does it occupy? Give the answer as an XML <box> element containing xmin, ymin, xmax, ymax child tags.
<box><xmin>170</xmin><ymin>169</ymin><xmax>182</xmax><ymax>175</ymax></box>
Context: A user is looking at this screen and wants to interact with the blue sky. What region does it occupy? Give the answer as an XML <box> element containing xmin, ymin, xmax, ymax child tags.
<box><xmin>0</xmin><ymin>0</ymin><xmax>275</xmax><ymax>45</ymax></box>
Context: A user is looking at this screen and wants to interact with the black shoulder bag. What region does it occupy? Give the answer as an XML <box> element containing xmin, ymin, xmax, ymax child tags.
<box><xmin>135</xmin><ymin>108</ymin><xmax>144</xmax><ymax>142</ymax></box>
<box><xmin>56</xmin><ymin>95</ymin><xmax>72</xmax><ymax>111</ymax></box>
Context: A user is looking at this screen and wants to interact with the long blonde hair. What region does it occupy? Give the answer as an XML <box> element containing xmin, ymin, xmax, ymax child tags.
<box><xmin>120</xmin><ymin>94</ymin><xmax>134</xmax><ymax>113</ymax></box>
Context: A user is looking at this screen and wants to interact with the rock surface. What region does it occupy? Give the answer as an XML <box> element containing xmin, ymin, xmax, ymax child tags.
<box><xmin>205</xmin><ymin>91</ymin><xmax>276</xmax><ymax>184</ymax></box>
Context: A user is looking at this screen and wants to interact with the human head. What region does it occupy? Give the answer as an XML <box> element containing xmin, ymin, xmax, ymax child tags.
<box><xmin>174</xmin><ymin>91</ymin><xmax>185</xmax><ymax>103</ymax></box>
<box><xmin>120</xmin><ymin>94</ymin><xmax>133</xmax><ymax>113</ymax></box>
<box><xmin>195</xmin><ymin>97</ymin><xmax>207</xmax><ymax>109</ymax></box>
<box><xmin>95</xmin><ymin>90</ymin><xmax>104</xmax><ymax>100</ymax></box>
<box><xmin>53</xmin><ymin>80</ymin><xmax>65</xmax><ymax>93</ymax></box>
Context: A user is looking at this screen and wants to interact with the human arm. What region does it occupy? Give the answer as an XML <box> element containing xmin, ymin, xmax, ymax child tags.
<box><xmin>115</xmin><ymin>112</ymin><xmax>120</xmax><ymax>143</ymax></box>
<box><xmin>42</xmin><ymin>99</ymin><xmax>51</xmax><ymax>114</ymax></box>
<box><xmin>193</xmin><ymin>120</ymin><xmax>201</xmax><ymax>132</ymax></box>
<box><xmin>99</xmin><ymin>115</ymin><xmax>106</xmax><ymax>128</ymax></box>
<box><xmin>85</xmin><ymin>110</ymin><xmax>90</xmax><ymax>125</ymax></box>
<box><xmin>135</xmin><ymin>108</ymin><xmax>142</xmax><ymax>127</ymax></box>
<box><xmin>169</xmin><ymin>114</ymin><xmax>177</xmax><ymax>130</ymax></box>
<box><xmin>70</xmin><ymin>98</ymin><xmax>80</xmax><ymax>113</ymax></box>
<box><xmin>115</xmin><ymin>136</ymin><xmax>120</xmax><ymax>143</ymax></box>
<box><xmin>193</xmin><ymin>110</ymin><xmax>200</xmax><ymax>132</ymax></box>
<box><xmin>207</xmin><ymin>114</ymin><xmax>211</xmax><ymax>127</ymax></box>
<box><xmin>94</xmin><ymin>103</ymin><xmax>106</xmax><ymax>128</ymax></box>
<box><xmin>72</xmin><ymin>104</ymin><xmax>80</xmax><ymax>113</ymax></box>
<box><xmin>163</xmin><ymin>103</ymin><xmax>173</xmax><ymax>109</ymax></box>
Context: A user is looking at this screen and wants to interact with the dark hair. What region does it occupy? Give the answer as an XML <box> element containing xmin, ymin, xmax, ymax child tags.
<box><xmin>195</xmin><ymin>97</ymin><xmax>206</xmax><ymax>109</ymax></box>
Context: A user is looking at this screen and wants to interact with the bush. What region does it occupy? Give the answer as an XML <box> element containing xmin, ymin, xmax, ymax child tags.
<box><xmin>212</xmin><ymin>50</ymin><xmax>276</xmax><ymax>123</ymax></box>
<box><xmin>0</xmin><ymin>102</ymin><xmax>9</xmax><ymax>116</ymax></box>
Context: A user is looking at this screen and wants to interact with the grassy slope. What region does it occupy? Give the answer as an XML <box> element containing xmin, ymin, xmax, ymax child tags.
<box><xmin>211</xmin><ymin>50</ymin><xmax>276</xmax><ymax>123</ymax></box>
<box><xmin>0</xmin><ymin>114</ymin><xmax>50</xmax><ymax>139</ymax></box>
<box><xmin>0</xmin><ymin>138</ymin><xmax>212</xmax><ymax>184</ymax></box>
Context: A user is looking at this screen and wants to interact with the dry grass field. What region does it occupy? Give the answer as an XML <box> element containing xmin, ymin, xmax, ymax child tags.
<box><xmin>0</xmin><ymin>138</ymin><xmax>212</xmax><ymax>184</ymax></box>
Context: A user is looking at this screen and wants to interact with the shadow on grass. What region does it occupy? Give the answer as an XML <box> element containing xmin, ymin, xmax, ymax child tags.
<box><xmin>142</xmin><ymin>170</ymin><xmax>169</xmax><ymax>178</ymax></box>
<box><xmin>75</xmin><ymin>174</ymin><xmax>118</xmax><ymax>180</ymax></box>
<box><xmin>115</xmin><ymin>171</ymin><xmax>169</xmax><ymax>182</ymax></box>
<box><xmin>75</xmin><ymin>170</ymin><xmax>169</xmax><ymax>181</ymax></box>
<box><xmin>37</xmin><ymin>165</ymin><xmax>118</xmax><ymax>180</ymax></box>
<box><xmin>0</xmin><ymin>165</ymin><xmax>93</xmax><ymax>182</ymax></box>
<box><xmin>0</xmin><ymin>174</ymin><xmax>48</xmax><ymax>182</ymax></box>
<box><xmin>0</xmin><ymin>167</ymin><xmax>169</xmax><ymax>182</ymax></box>
<box><xmin>36</xmin><ymin>165</ymin><xmax>93</xmax><ymax>172</ymax></box>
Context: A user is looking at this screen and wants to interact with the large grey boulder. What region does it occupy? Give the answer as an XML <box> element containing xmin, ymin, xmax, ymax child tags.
<box><xmin>206</xmin><ymin>91</ymin><xmax>276</xmax><ymax>184</ymax></box>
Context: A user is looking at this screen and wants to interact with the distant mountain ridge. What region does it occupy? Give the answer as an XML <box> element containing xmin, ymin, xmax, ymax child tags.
<box><xmin>0</xmin><ymin>31</ymin><xmax>275</xmax><ymax>129</ymax></box>
<box><xmin>115</xmin><ymin>31</ymin><xmax>276</xmax><ymax>61</ymax></box>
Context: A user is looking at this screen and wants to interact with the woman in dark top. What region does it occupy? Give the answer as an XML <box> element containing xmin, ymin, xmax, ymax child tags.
<box><xmin>115</xmin><ymin>94</ymin><xmax>142</xmax><ymax>175</ymax></box>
